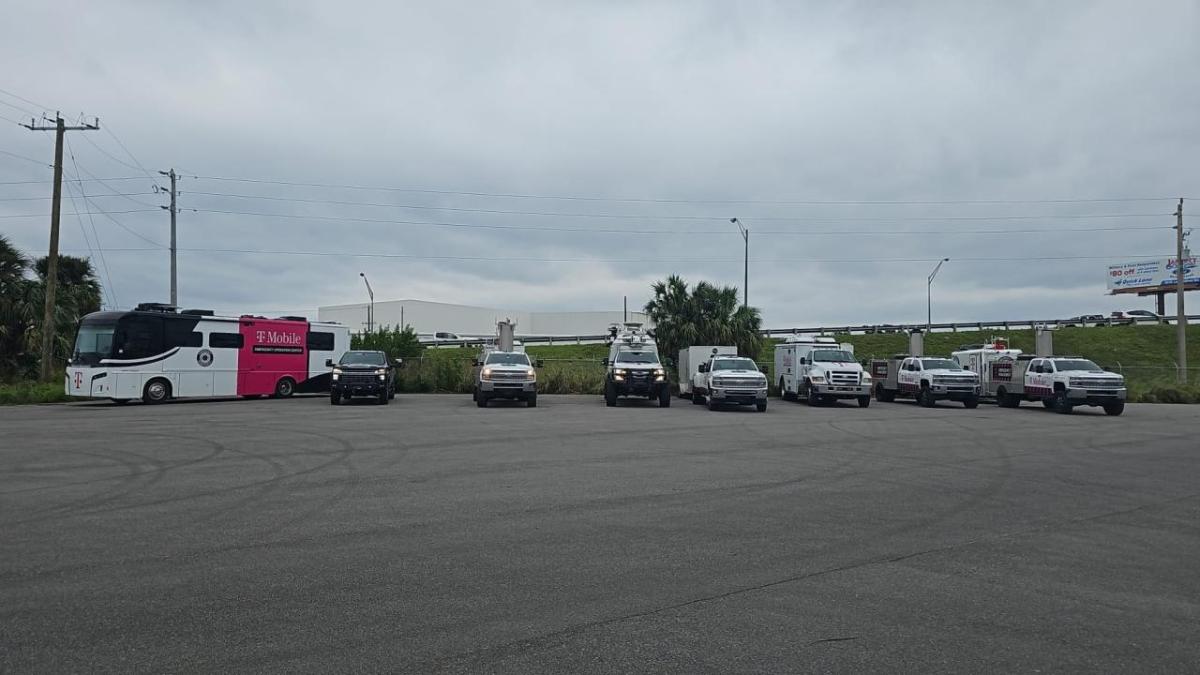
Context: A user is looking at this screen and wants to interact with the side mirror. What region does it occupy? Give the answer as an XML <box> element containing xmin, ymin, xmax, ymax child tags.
<box><xmin>394</xmin><ymin>358</ymin><xmax>404</xmax><ymax>367</ymax></box>
<box><xmin>760</xmin><ymin>365</ymin><xmax>769</xmax><ymax>373</ymax></box>
<box><xmin>799</xmin><ymin>357</ymin><xmax>807</xmax><ymax>365</ymax></box>
<box><xmin>536</xmin><ymin>359</ymin><xmax>545</xmax><ymax>368</ymax></box>
<box><xmin>325</xmin><ymin>359</ymin><xmax>334</xmax><ymax>368</ymax></box>
<box><xmin>66</xmin><ymin>358</ymin><xmax>73</xmax><ymax>366</ymax></box>
<box><xmin>698</xmin><ymin>363</ymin><xmax>708</xmax><ymax>373</ymax></box>
<box><xmin>963</xmin><ymin>365</ymin><xmax>970</xmax><ymax>371</ymax></box>
<box><xmin>474</xmin><ymin>360</ymin><xmax>482</xmax><ymax>367</ymax></box>
<box><xmin>601</xmin><ymin>357</ymin><xmax>608</xmax><ymax>366</ymax></box>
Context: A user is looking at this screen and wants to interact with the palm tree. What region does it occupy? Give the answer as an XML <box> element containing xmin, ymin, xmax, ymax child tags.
<box><xmin>644</xmin><ymin>275</ymin><xmax>763</xmax><ymax>368</ymax></box>
<box><xmin>0</xmin><ymin>235</ymin><xmax>34</xmax><ymax>377</ymax></box>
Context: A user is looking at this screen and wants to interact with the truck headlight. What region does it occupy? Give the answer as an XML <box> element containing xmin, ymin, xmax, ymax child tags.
<box><xmin>525</xmin><ymin>368</ymin><xmax>536</xmax><ymax>380</ymax></box>
<box><xmin>811</xmin><ymin>376</ymin><xmax>826</xmax><ymax>383</ymax></box>
<box><xmin>861</xmin><ymin>374</ymin><xmax>872</xmax><ymax>383</ymax></box>
<box><xmin>332</xmin><ymin>372</ymin><xmax>340</xmax><ymax>381</ymax></box>
<box><xmin>482</xmin><ymin>368</ymin><xmax>493</xmax><ymax>380</ymax></box>
<box><xmin>613</xmin><ymin>369</ymin><xmax>627</xmax><ymax>375</ymax></box>
<box><xmin>374</xmin><ymin>369</ymin><xmax>387</xmax><ymax>375</ymax></box>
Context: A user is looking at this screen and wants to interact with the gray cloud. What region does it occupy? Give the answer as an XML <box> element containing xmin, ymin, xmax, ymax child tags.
<box><xmin>1</xmin><ymin>1</ymin><xmax>1197</xmax><ymax>327</ymax></box>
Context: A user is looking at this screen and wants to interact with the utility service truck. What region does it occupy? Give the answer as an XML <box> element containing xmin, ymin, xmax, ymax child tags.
<box><xmin>870</xmin><ymin>355</ymin><xmax>981</xmax><ymax>407</ymax></box>
<box><xmin>683</xmin><ymin>347</ymin><xmax>768</xmax><ymax>412</ymax></box>
<box><xmin>978</xmin><ymin>355</ymin><xmax>1126</xmax><ymax>415</ymax></box>
<box><xmin>602</xmin><ymin>323</ymin><xmax>670</xmax><ymax>407</ymax></box>
<box><xmin>774</xmin><ymin>336</ymin><xmax>872</xmax><ymax>407</ymax></box>
<box><xmin>472</xmin><ymin>319</ymin><xmax>542</xmax><ymax>408</ymax></box>
<box><xmin>677</xmin><ymin>346</ymin><xmax>737</xmax><ymax>399</ymax></box>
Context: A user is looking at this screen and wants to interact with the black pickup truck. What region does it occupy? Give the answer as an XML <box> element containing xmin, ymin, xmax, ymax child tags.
<box><xmin>328</xmin><ymin>350</ymin><xmax>401</xmax><ymax>405</ymax></box>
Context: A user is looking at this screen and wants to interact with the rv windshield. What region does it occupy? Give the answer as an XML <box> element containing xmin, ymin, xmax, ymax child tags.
<box><xmin>485</xmin><ymin>352</ymin><xmax>531</xmax><ymax>366</ymax></box>
<box><xmin>615</xmin><ymin>350</ymin><xmax>659</xmax><ymax>364</ymax></box>
<box><xmin>72</xmin><ymin>320</ymin><xmax>116</xmax><ymax>366</ymax></box>
<box><xmin>811</xmin><ymin>349</ymin><xmax>854</xmax><ymax>363</ymax></box>
<box><xmin>711</xmin><ymin>358</ymin><xmax>759</xmax><ymax>371</ymax></box>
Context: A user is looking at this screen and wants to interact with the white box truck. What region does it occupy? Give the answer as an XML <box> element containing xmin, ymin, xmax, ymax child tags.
<box><xmin>774</xmin><ymin>336</ymin><xmax>872</xmax><ymax>407</ymax></box>
<box><xmin>678</xmin><ymin>346</ymin><xmax>737</xmax><ymax>398</ymax></box>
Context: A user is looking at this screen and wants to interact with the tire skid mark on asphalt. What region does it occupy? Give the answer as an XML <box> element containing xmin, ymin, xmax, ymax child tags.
<box><xmin>2</xmin><ymin>433</ymin><xmax>230</xmax><ymax>527</ymax></box>
<box><xmin>427</xmin><ymin>489</ymin><xmax>1200</xmax><ymax>670</ymax></box>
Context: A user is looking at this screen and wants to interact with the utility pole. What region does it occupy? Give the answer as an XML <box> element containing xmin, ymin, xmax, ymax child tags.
<box><xmin>23</xmin><ymin>113</ymin><xmax>99</xmax><ymax>381</ymax></box>
<box><xmin>159</xmin><ymin>169</ymin><xmax>178</xmax><ymax>306</ymax></box>
<box><xmin>731</xmin><ymin>218</ymin><xmax>748</xmax><ymax>307</ymax></box>
<box><xmin>1176</xmin><ymin>199</ymin><xmax>1188</xmax><ymax>384</ymax></box>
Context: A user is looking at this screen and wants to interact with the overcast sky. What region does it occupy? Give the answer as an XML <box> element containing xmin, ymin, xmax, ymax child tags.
<box><xmin>1</xmin><ymin>1</ymin><xmax>1198</xmax><ymax>328</ymax></box>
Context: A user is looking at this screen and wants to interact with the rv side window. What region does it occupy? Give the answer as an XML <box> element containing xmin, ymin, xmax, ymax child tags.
<box><xmin>307</xmin><ymin>331</ymin><xmax>335</xmax><ymax>351</ymax></box>
<box><xmin>210</xmin><ymin>333</ymin><xmax>243</xmax><ymax>349</ymax></box>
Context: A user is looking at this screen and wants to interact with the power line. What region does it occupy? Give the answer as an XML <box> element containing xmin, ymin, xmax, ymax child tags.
<box><xmin>78</xmin><ymin>132</ymin><xmax>152</xmax><ymax>174</ymax></box>
<box><xmin>0</xmin><ymin>87</ymin><xmax>52</xmax><ymax>114</ymax></box>
<box><xmin>0</xmin><ymin>209</ymin><xmax>159</xmax><ymax>219</ymax></box>
<box><xmin>0</xmin><ymin>192</ymin><xmax>156</xmax><ymax>202</ymax></box>
<box><xmin>186</xmin><ymin>206</ymin><xmax>1172</xmax><ymax>237</ymax></box>
<box><xmin>181</xmin><ymin>173</ymin><xmax>1181</xmax><ymax>206</ymax></box>
<box><xmin>0</xmin><ymin>147</ymin><xmax>54</xmax><ymax>168</ymax></box>
<box><xmin>59</xmin><ymin>246</ymin><xmax>1168</xmax><ymax>264</ymax></box>
<box><xmin>101</xmin><ymin>124</ymin><xmax>157</xmax><ymax>183</ymax></box>
<box><xmin>0</xmin><ymin>176</ymin><xmax>144</xmax><ymax>185</ymax></box>
<box><xmin>181</xmin><ymin>190</ymin><xmax>1174</xmax><ymax>223</ymax></box>
<box><xmin>65</xmin><ymin>138</ymin><xmax>117</xmax><ymax>308</ymax></box>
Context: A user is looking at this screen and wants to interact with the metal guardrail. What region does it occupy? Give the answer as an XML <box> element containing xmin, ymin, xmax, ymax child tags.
<box><xmin>418</xmin><ymin>315</ymin><xmax>1199</xmax><ymax>348</ymax></box>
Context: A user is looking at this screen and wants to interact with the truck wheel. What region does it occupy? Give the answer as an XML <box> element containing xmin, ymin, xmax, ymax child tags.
<box><xmin>330</xmin><ymin>390</ymin><xmax>340</xmax><ymax>406</ymax></box>
<box><xmin>1042</xmin><ymin>399</ymin><xmax>1054</xmax><ymax>409</ymax></box>
<box><xmin>658</xmin><ymin>387</ymin><xmax>671</xmax><ymax>407</ymax></box>
<box><xmin>142</xmin><ymin>378</ymin><xmax>171</xmax><ymax>405</ymax></box>
<box><xmin>963</xmin><ymin>396</ymin><xmax>980</xmax><ymax>409</ymax></box>
<box><xmin>875</xmin><ymin>384</ymin><xmax>895</xmax><ymax>403</ymax></box>
<box><xmin>604</xmin><ymin>381</ymin><xmax>617</xmax><ymax>407</ymax></box>
<box><xmin>918</xmin><ymin>386</ymin><xmax>936</xmax><ymax>408</ymax></box>
<box><xmin>528</xmin><ymin>394</ymin><xmax>537</xmax><ymax>408</ymax></box>
<box><xmin>780</xmin><ymin>380</ymin><xmax>795</xmax><ymax>401</ymax></box>
<box><xmin>692</xmin><ymin>390</ymin><xmax>705</xmax><ymax>405</ymax></box>
<box><xmin>378</xmin><ymin>390</ymin><xmax>389</xmax><ymax>405</ymax></box>
<box><xmin>707</xmin><ymin>396</ymin><xmax>719</xmax><ymax>411</ymax></box>
<box><xmin>756</xmin><ymin>401</ymin><xmax>767</xmax><ymax>412</ymax></box>
<box><xmin>476</xmin><ymin>393</ymin><xmax>488</xmax><ymax>408</ymax></box>
<box><xmin>857</xmin><ymin>395</ymin><xmax>871</xmax><ymax>408</ymax></box>
<box><xmin>806</xmin><ymin>385</ymin><xmax>821</xmax><ymax>406</ymax></box>
<box><xmin>1103</xmin><ymin>401</ymin><xmax>1125</xmax><ymax>416</ymax></box>
<box><xmin>1052</xmin><ymin>391</ymin><xmax>1074</xmax><ymax>414</ymax></box>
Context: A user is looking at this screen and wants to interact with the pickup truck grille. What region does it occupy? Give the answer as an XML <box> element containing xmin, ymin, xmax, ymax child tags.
<box><xmin>341</xmin><ymin>374</ymin><xmax>378</xmax><ymax>386</ymax></box>
<box><xmin>714</xmin><ymin>377</ymin><xmax>762</xmax><ymax>387</ymax></box>
<box><xmin>829</xmin><ymin>371</ymin><xmax>860</xmax><ymax>386</ymax></box>
<box><xmin>489</xmin><ymin>371</ymin><xmax>529</xmax><ymax>381</ymax></box>
<box><xmin>1071</xmin><ymin>378</ymin><xmax>1123</xmax><ymax>388</ymax></box>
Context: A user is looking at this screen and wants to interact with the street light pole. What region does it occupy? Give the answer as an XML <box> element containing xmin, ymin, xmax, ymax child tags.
<box><xmin>731</xmin><ymin>218</ymin><xmax>748</xmax><ymax>307</ymax></box>
<box><xmin>927</xmin><ymin>258</ymin><xmax>950</xmax><ymax>332</ymax></box>
<box><xmin>359</xmin><ymin>272</ymin><xmax>375</xmax><ymax>333</ymax></box>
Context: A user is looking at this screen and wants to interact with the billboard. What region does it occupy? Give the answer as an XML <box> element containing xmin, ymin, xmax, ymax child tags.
<box><xmin>1107</xmin><ymin>257</ymin><xmax>1199</xmax><ymax>293</ymax></box>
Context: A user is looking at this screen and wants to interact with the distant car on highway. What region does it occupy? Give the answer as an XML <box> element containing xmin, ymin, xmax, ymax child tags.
<box><xmin>1062</xmin><ymin>314</ymin><xmax>1106</xmax><ymax>327</ymax></box>
<box><xmin>1124</xmin><ymin>310</ymin><xmax>1163</xmax><ymax>323</ymax></box>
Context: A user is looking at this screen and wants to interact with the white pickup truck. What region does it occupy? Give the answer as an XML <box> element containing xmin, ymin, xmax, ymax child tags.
<box><xmin>870</xmin><ymin>356</ymin><xmax>981</xmax><ymax>408</ymax></box>
<box><xmin>690</xmin><ymin>354</ymin><xmax>768</xmax><ymax>412</ymax></box>
<box><xmin>986</xmin><ymin>355</ymin><xmax>1126</xmax><ymax>415</ymax></box>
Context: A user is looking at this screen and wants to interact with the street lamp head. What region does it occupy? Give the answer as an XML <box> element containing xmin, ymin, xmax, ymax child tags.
<box><xmin>359</xmin><ymin>272</ymin><xmax>365</xmax><ymax>277</ymax></box>
<box><xmin>943</xmin><ymin>257</ymin><xmax>950</xmax><ymax>262</ymax></box>
<box><xmin>730</xmin><ymin>217</ymin><xmax>738</xmax><ymax>224</ymax></box>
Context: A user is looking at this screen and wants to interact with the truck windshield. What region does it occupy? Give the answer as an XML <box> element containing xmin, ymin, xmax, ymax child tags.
<box><xmin>712</xmin><ymin>358</ymin><xmax>759</xmax><ymax>371</ymax></box>
<box><xmin>339</xmin><ymin>351</ymin><xmax>386</xmax><ymax>366</ymax></box>
<box><xmin>72</xmin><ymin>321</ymin><xmax>116</xmax><ymax>366</ymax></box>
<box><xmin>920</xmin><ymin>359</ymin><xmax>961</xmax><ymax>370</ymax></box>
<box><xmin>615</xmin><ymin>350</ymin><xmax>658</xmax><ymax>364</ymax></box>
<box><xmin>485</xmin><ymin>352</ymin><xmax>530</xmax><ymax>366</ymax></box>
<box><xmin>1051</xmin><ymin>359</ymin><xmax>1102</xmax><ymax>371</ymax></box>
<box><xmin>811</xmin><ymin>349</ymin><xmax>854</xmax><ymax>363</ymax></box>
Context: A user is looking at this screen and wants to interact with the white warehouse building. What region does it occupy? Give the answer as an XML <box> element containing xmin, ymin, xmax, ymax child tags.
<box><xmin>317</xmin><ymin>299</ymin><xmax>650</xmax><ymax>337</ymax></box>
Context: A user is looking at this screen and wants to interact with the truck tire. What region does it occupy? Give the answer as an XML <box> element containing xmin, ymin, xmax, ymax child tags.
<box><xmin>963</xmin><ymin>396</ymin><xmax>980</xmax><ymax>409</ymax></box>
<box><xmin>378</xmin><ymin>390</ymin><xmax>389</xmax><ymax>405</ymax></box>
<box><xmin>692</xmin><ymin>390</ymin><xmax>705</xmax><ymax>405</ymax></box>
<box><xmin>528</xmin><ymin>394</ymin><xmax>537</xmax><ymax>408</ymax></box>
<box><xmin>1042</xmin><ymin>399</ymin><xmax>1054</xmax><ymax>409</ymax></box>
<box><xmin>780</xmin><ymin>379</ymin><xmax>796</xmax><ymax>401</ymax></box>
<box><xmin>875</xmin><ymin>383</ymin><xmax>895</xmax><ymax>403</ymax></box>
<box><xmin>604</xmin><ymin>381</ymin><xmax>617</xmax><ymax>407</ymax></box>
<box><xmin>476</xmin><ymin>393</ymin><xmax>488</xmax><ymax>408</ymax></box>
<box><xmin>1052</xmin><ymin>391</ymin><xmax>1074</xmax><ymax>414</ymax></box>
<box><xmin>918</xmin><ymin>386</ymin><xmax>936</xmax><ymax>408</ymax></box>
<box><xmin>1103</xmin><ymin>401</ymin><xmax>1125</xmax><ymax>416</ymax></box>
<box><xmin>805</xmin><ymin>383</ymin><xmax>821</xmax><ymax>406</ymax></box>
<box><xmin>658</xmin><ymin>387</ymin><xmax>671</xmax><ymax>407</ymax></box>
<box><xmin>996</xmin><ymin>387</ymin><xmax>1019</xmax><ymax>408</ymax></box>
<box><xmin>707</xmin><ymin>395</ymin><xmax>719</xmax><ymax>411</ymax></box>
<box><xmin>330</xmin><ymin>390</ymin><xmax>340</xmax><ymax>405</ymax></box>
<box><xmin>857</xmin><ymin>395</ymin><xmax>871</xmax><ymax>408</ymax></box>
<box><xmin>756</xmin><ymin>401</ymin><xmax>767</xmax><ymax>412</ymax></box>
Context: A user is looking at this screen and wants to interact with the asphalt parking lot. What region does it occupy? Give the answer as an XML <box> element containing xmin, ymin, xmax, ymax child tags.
<box><xmin>2</xmin><ymin>394</ymin><xmax>1198</xmax><ymax>673</ymax></box>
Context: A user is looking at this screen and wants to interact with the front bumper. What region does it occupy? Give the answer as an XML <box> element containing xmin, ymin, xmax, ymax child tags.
<box><xmin>710</xmin><ymin>386</ymin><xmax>768</xmax><ymax>404</ymax></box>
<box><xmin>332</xmin><ymin>375</ymin><xmax>389</xmax><ymax>397</ymax></box>
<box><xmin>613</xmin><ymin>374</ymin><xmax>668</xmax><ymax>395</ymax></box>
<box><xmin>481</xmin><ymin>380</ymin><xmax>537</xmax><ymax>398</ymax></box>
<box><xmin>811</xmin><ymin>383</ymin><xmax>872</xmax><ymax>398</ymax></box>
<box><xmin>1066</xmin><ymin>387</ymin><xmax>1127</xmax><ymax>405</ymax></box>
<box><xmin>929</xmin><ymin>383</ymin><xmax>981</xmax><ymax>400</ymax></box>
